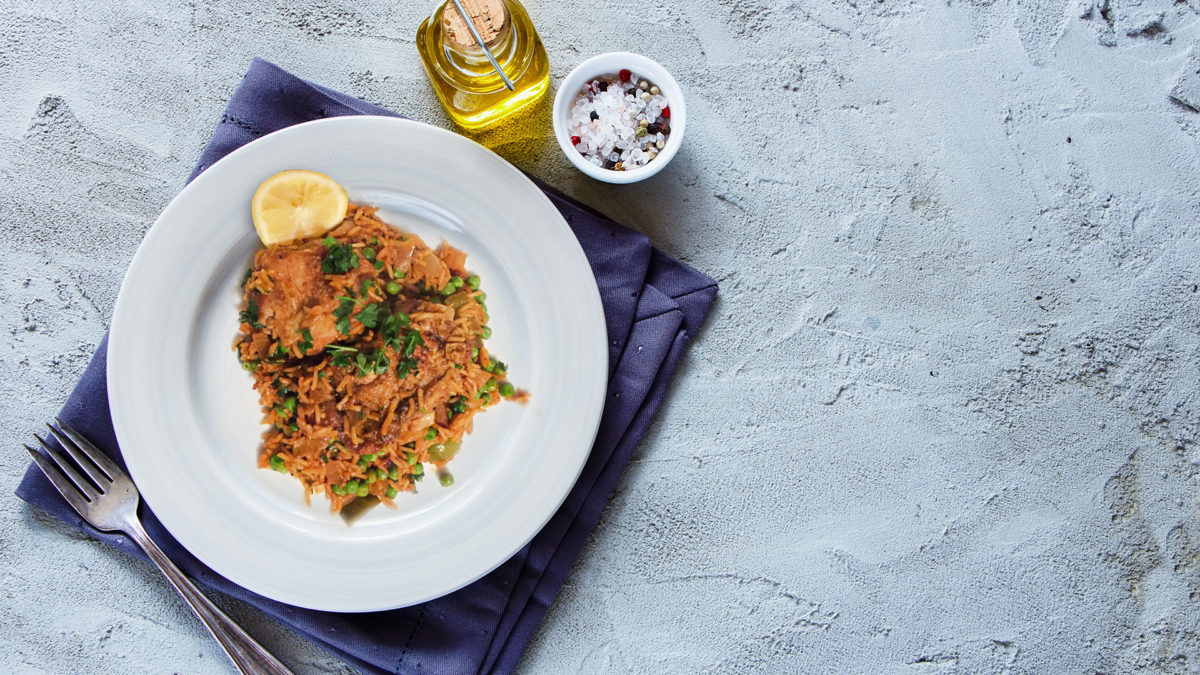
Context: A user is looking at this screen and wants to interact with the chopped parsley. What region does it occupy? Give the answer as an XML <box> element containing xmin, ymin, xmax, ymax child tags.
<box><xmin>355</xmin><ymin>348</ymin><xmax>390</xmax><ymax>377</ymax></box>
<box><xmin>334</xmin><ymin>296</ymin><xmax>381</xmax><ymax>334</ymax></box>
<box><xmin>401</xmin><ymin>330</ymin><xmax>424</xmax><ymax>358</ymax></box>
<box><xmin>356</xmin><ymin>302</ymin><xmax>382</xmax><ymax>329</ymax></box>
<box><xmin>334</xmin><ymin>297</ymin><xmax>356</xmax><ymax>335</ymax></box>
<box><xmin>379</xmin><ymin>311</ymin><xmax>410</xmax><ymax>351</ymax></box>
<box><xmin>326</xmin><ymin>343</ymin><xmax>357</xmax><ymax>369</ymax></box>
<box><xmin>396</xmin><ymin>358</ymin><xmax>418</xmax><ymax>379</ymax></box>
<box><xmin>238</xmin><ymin>299</ymin><xmax>264</xmax><ymax>329</ymax></box>
<box><xmin>321</xmin><ymin>236</ymin><xmax>359</xmax><ymax>274</ymax></box>
<box><xmin>297</xmin><ymin>328</ymin><xmax>313</xmax><ymax>354</ymax></box>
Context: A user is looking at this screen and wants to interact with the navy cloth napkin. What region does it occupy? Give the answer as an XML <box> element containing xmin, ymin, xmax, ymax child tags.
<box><xmin>16</xmin><ymin>58</ymin><xmax>716</xmax><ymax>674</ymax></box>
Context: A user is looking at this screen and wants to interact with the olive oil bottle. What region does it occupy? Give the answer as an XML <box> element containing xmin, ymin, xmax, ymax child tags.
<box><xmin>416</xmin><ymin>0</ymin><xmax>550</xmax><ymax>131</ymax></box>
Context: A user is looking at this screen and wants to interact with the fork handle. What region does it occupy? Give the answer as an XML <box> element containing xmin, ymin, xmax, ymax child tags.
<box><xmin>124</xmin><ymin>520</ymin><xmax>294</xmax><ymax>675</ymax></box>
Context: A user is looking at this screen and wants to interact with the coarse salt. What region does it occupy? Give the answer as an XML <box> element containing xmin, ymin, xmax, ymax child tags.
<box><xmin>567</xmin><ymin>71</ymin><xmax>672</xmax><ymax>171</ymax></box>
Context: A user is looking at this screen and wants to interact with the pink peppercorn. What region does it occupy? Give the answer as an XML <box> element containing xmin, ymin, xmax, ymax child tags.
<box><xmin>571</xmin><ymin>135</ymin><xmax>581</xmax><ymax>145</ymax></box>
<box><xmin>619</xmin><ymin>69</ymin><xmax>631</xmax><ymax>82</ymax></box>
<box><xmin>661</xmin><ymin>106</ymin><xmax>670</xmax><ymax>119</ymax></box>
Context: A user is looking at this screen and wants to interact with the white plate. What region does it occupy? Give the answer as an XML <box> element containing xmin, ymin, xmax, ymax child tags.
<box><xmin>107</xmin><ymin>116</ymin><xmax>607</xmax><ymax>612</ymax></box>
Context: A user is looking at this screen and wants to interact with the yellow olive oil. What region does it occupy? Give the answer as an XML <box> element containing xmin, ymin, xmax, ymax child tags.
<box><xmin>417</xmin><ymin>0</ymin><xmax>550</xmax><ymax>131</ymax></box>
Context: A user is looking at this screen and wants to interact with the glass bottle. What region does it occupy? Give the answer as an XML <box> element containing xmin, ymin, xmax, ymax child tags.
<box><xmin>416</xmin><ymin>0</ymin><xmax>550</xmax><ymax>131</ymax></box>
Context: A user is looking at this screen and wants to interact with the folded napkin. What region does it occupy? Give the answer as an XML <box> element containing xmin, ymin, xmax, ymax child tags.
<box><xmin>16</xmin><ymin>58</ymin><xmax>716</xmax><ymax>674</ymax></box>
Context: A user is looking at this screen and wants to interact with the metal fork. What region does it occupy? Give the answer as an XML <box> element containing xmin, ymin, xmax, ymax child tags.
<box><xmin>25</xmin><ymin>419</ymin><xmax>294</xmax><ymax>675</ymax></box>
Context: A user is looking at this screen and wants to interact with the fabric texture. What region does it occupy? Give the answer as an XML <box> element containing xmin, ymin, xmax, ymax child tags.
<box><xmin>16</xmin><ymin>58</ymin><xmax>716</xmax><ymax>675</ymax></box>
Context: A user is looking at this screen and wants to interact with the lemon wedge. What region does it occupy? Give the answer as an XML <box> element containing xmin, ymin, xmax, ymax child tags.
<box><xmin>251</xmin><ymin>170</ymin><xmax>349</xmax><ymax>246</ymax></box>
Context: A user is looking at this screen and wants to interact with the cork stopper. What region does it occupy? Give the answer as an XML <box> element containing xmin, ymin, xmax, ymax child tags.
<box><xmin>442</xmin><ymin>0</ymin><xmax>507</xmax><ymax>47</ymax></box>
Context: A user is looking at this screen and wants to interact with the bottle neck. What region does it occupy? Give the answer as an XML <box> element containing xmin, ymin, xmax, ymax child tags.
<box><xmin>426</xmin><ymin>0</ymin><xmax>536</xmax><ymax>94</ymax></box>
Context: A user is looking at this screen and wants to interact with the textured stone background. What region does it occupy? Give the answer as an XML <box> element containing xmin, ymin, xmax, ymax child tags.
<box><xmin>3</xmin><ymin>0</ymin><xmax>1200</xmax><ymax>672</ymax></box>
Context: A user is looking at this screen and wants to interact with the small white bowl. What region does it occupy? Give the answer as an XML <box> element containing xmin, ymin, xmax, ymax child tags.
<box><xmin>552</xmin><ymin>51</ymin><xmax>686</xmax><ymax>184</ymax></box>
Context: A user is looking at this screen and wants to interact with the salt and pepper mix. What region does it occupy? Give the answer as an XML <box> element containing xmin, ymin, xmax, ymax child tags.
<box><xmin>567</xmin><ymin>69</ymin><xmax>672</xmax><ymax>171</ymax></box>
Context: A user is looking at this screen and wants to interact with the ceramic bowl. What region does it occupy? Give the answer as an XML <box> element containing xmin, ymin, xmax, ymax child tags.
<box><xmin>552</xmin><ymin>51</ymin><xmax>686</xmax><ymax>184</ymax></box>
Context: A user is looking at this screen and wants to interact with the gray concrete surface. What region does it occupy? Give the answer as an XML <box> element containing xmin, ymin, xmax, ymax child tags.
<box><xmin>3</xmin><ymin>0</ymin><xmax>1200</xmax><ymax>672</ymax></box>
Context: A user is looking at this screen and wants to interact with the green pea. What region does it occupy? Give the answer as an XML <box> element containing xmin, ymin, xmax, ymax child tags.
<box><xmin>483</xmin><ymin>361</ymin><xmax>496</xmax><ymax>372</ymax></box>
<box><xmin>241</xmin><ymin>360</ymin><xmax>259</xmax><ymax>372</ymax></box>
<box><xmin>344</xmin><ymin>479</ymin><xmax>360</xmax><ymax>492</ymax></box>
<box><xmin>478</xmin><ymin>392</ymin><xmax>492</xmax><ymax>405</ymax></box>
<box><xmin>405</xmin><ymin>452</ymin><xmax>418</xmax><ymax>466</ymax></box>
<box><xmin>439</xmin><ymin>472</ymin><xmax>455</xmax><ymax>488</ymax></box>
<box><xmin>388</xmin><ymin>465</ymin><xmax>400</xmax><ymax>480</ymax></box>
<box><xmin>331</xmin><ymin>483</ymin><xmax>345</xmax><ymax>495</ymax></box>
<box><xmin>471</xmin><ymin>347</ymin><xmax>479</xmax><ymax>361</ymax></box>
<box><xmin>386</xmin><ymin>281</ymin><xmax>401</xmax><ymax>295</ymax></box>
<box><xmin>283</xmin><ymin>396</ymin><xmax>298</xmax><ymax>412</ymax></box>
<box><xmin>361</xmin><ymin>453</ymin><xmax>378</xmax><ymax>462</ymax></box>
<box><xmin>425</xmin><ymin>427</ymin><xmax>438</xmax><ymax>440</ymax></box>
<box><xmin>269</xmin><ymin>454</ymin><xmax>286</xmax><ymax>473</ymax></box>
<box><xmin>385</xmin><ymin>486</ymin><xmax>398</xmax><ymax>499</ymax></box>
<box><xmin>362</xmin><ymin>247</ymin><xmax>376</xmax><ymax>260</ymax></box>
<box><xmin>373</xmin><ymin>259</ymin><xmax>384</xmax><ymax>270</ymax></box>
<box><xmin>484</xmin><ymin>378</ymin><xmax>498</xmax><ymax>392</ymax></box>
<box><xmin>427</xmin><ymin>443</ymin><xmax>447</xmax><ymax>462</ymax></box>
<box><xmin>467</xmin><ymin>275</ymin><xmax>480</xmax><ymax>289</ymax></box>
<box><xmin>411</xmin><ymin>463</ymin><xmax>425</xmax><ymax>477</ymax></box>
<box><xmin>480</xmin><ymin>326</ymin><xmax>492</xmax><ymax>339</ymax></box>
<box><xmin>499</xmin><ymin>382</ymin><xmax>516</xmax><ymax>398</ymax></box>
<box><xmin>451</xmin><ymin>276</ymin><xmax>464</xmax><ymax>288</ymax></box>
<box><xmin>367</xmin><ymin>468</ymin><xmax>379</xmax><ymax>483</ymax></box>
<box><xmin>440</xmin><ymin>282</ymin><xmax>455</xmax><ymax>296</ymax></box>
<box><xmin>475</xmin><ymin>292</ymin><xmax>487</xmax><ymax>302</ymax></box>
<box><xmin>356</xmin><ymin>484</ymin><xmax>369</xmax><ymax>498</ymax></box>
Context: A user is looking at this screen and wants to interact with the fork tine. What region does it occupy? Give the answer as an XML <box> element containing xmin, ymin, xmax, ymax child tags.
<box><xmin>46</xmin><ymin>423</ymin><xmax>112</xmax><ymax>488</ymax></box>
<box><xmin>34</xmin><ymin>434</ymin><xmax>100</xmax><ymax>500</ymax></box>
<box><xmin>25</xmin><ymin>445</ymin><xmax>93</xmax><ymax>516</ymax></box>
<box><xmin>54</xmin><ymin>418</ymin><xmax>123</xmax><ymax>480</ymax></box>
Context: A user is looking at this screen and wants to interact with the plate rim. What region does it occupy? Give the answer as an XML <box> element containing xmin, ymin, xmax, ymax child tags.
<box><xmin>106</xmin><ymin>115</ymin><xmax>608</xmax><ymax>611</ymax></box>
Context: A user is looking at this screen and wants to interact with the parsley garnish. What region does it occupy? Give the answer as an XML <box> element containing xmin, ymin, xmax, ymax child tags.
<box><xmin>321</xmin><ymin>236</ymin><xmax>359</xmax><ymax>274</ymax></box>
<box><xmin>334</xmin><ymin>297</ymin><xmax>356</xmax><ymax>335</ymax></box>
<box><xmin>297</xmin><ymin>328</ymin><xmax>313</xmax><ymax>354</ymax></box>
<box><xmin>333</xmin><ymin>296</ymin><xmax>381</xmax><ymax>333</ymax></box>
<box><xmin>402</xmin><ymin>330</ymin><xmax>424</xmax><ymax>358</ymax></box>
<box><xmin>326</xmin><ymin>343</ymin><xmax>357</xmax><ymax>369</ymax></box>
<box><xmin>396</xmin><ymin>358</ymin><xmax>418</xmax><ymax>378</ymax></box>
<box><xmin>379</xmin><ymin>311</ymin><xmax>410</xmax><ymax>351</ymax></box>
<box><xmin>356</xmin><ymin>303</ymin><xmax>382</xmax><ymax>328</ymax></box>
<box><xmin>238</xmin><ymin>299</ymin><xmax>264</xmax><ymax>329</ymax></box>
<box><xmin>354</xmin><ymin>348</ymin><xmax>390</xmax><ymax>377</ymax></box>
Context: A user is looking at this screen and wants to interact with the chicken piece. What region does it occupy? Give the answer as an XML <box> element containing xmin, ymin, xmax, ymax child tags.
<box><xmin>251</xmin><ymin>240</ymin><xmax>356</xmax><ymax>352</ymax></box>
